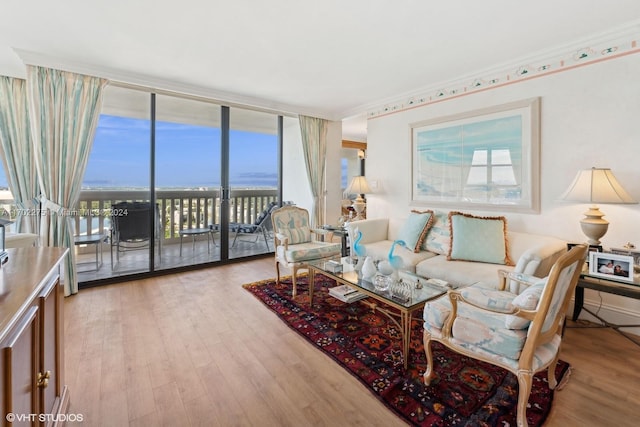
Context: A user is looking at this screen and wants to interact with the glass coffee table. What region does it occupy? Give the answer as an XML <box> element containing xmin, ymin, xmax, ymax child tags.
<box><xmin>307</xmin><ymin>257</ymin><xmax>448</xmax><ymax>369</ymax></box>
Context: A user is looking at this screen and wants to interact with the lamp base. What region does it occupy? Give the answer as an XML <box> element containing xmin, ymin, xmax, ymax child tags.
<box><xmin>580</xmin><ymin>205</ymin><xmax>609</xmax><ymax>246</ymax></box>
<box><xmin>351</xmin><ymin>200</ymin><xmax>366</xmax><ymax>221</ymax></box>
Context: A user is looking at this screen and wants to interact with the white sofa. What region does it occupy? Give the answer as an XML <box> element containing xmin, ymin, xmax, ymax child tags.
<box><xmin>345</xmin><ymin>213</ymin><xmax>567</xmax><ymax>289</ymax></box>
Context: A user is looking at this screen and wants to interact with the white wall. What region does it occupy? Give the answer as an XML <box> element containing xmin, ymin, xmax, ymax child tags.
<box><xmin>365</xmin><ymin>52</ymin><xmax>640</xmax><ymax>328</ymax></box>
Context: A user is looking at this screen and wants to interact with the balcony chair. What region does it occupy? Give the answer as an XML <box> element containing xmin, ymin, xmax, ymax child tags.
<box><xmin>271</xmin><ymin>205</ymin><xmax>342</xmax><ymax>298</ymax></box>
<box><xmin>422</xmin><ymin>244</ymin><xmax>587</xmax><ymax>427</ymax></box>
<box><xmin>110</xmin><ymin>201</ymin><xmax>162</xmax><ymax>269</ymax></box>
<box><xmin>210</xmin><ymin>201</ymin><xmax>278</xmax><ymax>249</ymax></box>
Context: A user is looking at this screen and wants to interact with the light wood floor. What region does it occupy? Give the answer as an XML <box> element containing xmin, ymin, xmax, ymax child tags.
<box><xmin>64</xmin><ymin>258</ymin><xmax>640</xmax><ymax>426</ymax></box>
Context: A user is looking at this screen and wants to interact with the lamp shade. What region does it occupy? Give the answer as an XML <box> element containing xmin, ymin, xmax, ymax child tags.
<box><xmin>346</xmin><ymin>176</ymin><xmax>372</xmax><ymax>195</ymax></box>
<box><xmin>560</xmin><ymin>168</ymin><xmax>637</xmax><ymax>204</ymax></box>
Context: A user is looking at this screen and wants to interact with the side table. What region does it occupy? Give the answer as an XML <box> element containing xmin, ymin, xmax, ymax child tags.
<box><xmin>179</xmin><ymin>228</ymin><xmax>216</xmax><ymax>256</ymax></box>
<box><xmin>573</xmin><ymin>274</ymin><xmax>640</xmax><ymax>346</ymax></box>
<box><xmin>321</xmin><ymin>225</ymin><xmax>349</xmax><ymax>257</ymax></box>
<box><xmin>74</xmin><ymin>233</ymin><xmax>107</xmax><ymax>271</ymax></box>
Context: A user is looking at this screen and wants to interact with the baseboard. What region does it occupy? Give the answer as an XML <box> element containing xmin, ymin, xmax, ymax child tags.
<box><xmin>568</xmin><ymin>299</ymin><xmax>640</xmax><ymax>338</ymax></box>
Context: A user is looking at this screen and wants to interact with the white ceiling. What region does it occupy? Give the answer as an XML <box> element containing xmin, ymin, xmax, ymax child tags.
<box><xmin>2</xmin><ymin>1</ymin><xmax>640</xmax><ymax>140</ymax></box>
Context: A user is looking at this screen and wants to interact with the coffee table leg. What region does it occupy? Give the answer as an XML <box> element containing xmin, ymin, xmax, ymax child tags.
<box><xmin>401</xmin><ymin>311</ymin><xmax>411</xmax><ymax>370</ymax></box>
<box><xmin>309</xmin><ymin>268</ymin><xmax>314</xmax><ymax>305</ymax></box>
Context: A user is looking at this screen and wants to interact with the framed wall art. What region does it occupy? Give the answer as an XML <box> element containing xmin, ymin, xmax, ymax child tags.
<box><xmin>411</xmin><ymin>97</ymin><xmax>540</xmax><ymax>213</ymax></box>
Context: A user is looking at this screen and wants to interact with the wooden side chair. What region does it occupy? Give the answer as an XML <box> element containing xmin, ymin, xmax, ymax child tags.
<box><xmin>271</xmin><ymin>205</ymin><xmax>342</xmax><ymax>297</ymax></box>
<box><xmin>422</xmin><ymin>243</ymin><xmax>588</xmax><ymax>427</ymax></box>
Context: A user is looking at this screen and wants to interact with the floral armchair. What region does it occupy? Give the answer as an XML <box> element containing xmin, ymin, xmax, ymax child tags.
<box><xmin>271</xmin><ymin>205</ymin><xmax>342</xmax><ymax>298</ymax></box>
<box><xmin>422</xmin><ymin>243</ymin><xmax>587</xmax><ymax>427</ymax></box>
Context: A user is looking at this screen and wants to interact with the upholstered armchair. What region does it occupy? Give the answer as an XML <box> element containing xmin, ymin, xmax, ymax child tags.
<box><xmin>271</xmin><ymin>205</ymin><xmax>342</xmax><ymax>297</ymax></box>
<box><xmin>422</xmin><ymin>244</ymin><xmax>587</xmax><ymax>427</ymax></box>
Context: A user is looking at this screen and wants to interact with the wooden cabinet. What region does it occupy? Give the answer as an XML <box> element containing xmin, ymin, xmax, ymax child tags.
<box><xmin>0</xmin><ymin>247</ymin><xmax>68</xmax><ymax>426</ymax></box>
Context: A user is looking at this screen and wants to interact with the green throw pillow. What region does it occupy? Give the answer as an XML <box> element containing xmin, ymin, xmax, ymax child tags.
<box><xmin>447</xmin><ymin>212</ymin><xmax>513</xmax><ymax>265</ymax></box>
<box><xmin>397</xmin><ymin>210</ymin><xmax>434</xmax><ymax>253</ymax></box>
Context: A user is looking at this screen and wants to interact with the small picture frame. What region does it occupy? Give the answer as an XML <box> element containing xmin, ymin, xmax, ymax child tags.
<box><xmin>609</xmin><ymin>247</ymin><xmax>640</xmax><ymax>266</ymax></box>
<box><xmin>589</xmin><ymin>252</ymin><xmax>635</xmax><ymax>283</ymax></box>
<box><xmin>567</xmin><ymin>243</ymin><xmax>602</xmax><ymax>255</ymax></box>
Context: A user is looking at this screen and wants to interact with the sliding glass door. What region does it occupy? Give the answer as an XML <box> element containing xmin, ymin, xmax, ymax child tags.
<box><xmin>228</xmin><ymin>108</ymin><xmax>279</xmax><ymax>260</ymax></box>
<box><xmin>76</xmin><ymin>86</ymin><xmax>283</xmax><ymax>285</ymax></box>
<box><xmin>154</xmin><ymin>94</ymin><xmax>222</xmax><ymax>270</ymax></box>
<box><xmin>79</xmin><ymin>85</ymin><xmax>152</xmax><ymax>278</ymax></box>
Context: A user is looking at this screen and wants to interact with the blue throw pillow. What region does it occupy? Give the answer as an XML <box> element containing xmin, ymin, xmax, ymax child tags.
<box><xmin>447</xmin><ymin>212</ymin><xmax>513</xmax><ymax>265</ymax></box>
<box><xmin>397</xmin><ymin>210</ymin><xmax>434</xmax><ymax>253</ymax></box>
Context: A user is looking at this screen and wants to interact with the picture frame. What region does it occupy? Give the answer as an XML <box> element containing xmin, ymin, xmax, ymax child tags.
<box><xmin>410</xmin><ymin>97</ymin><xmax>540</xmax><ymax>213</ymax></box>
<box><xmin>589</xmin><ymin>251</ymin><xmax>635</xmax><ymax>283</ymax></box>
<box><xmin>567</xmin><ymin>243</ymin><xmax>602</xmax><ymax>255</ymax></box>
<box><xmin>609</xmin><ymin>247</ymin><xmax>640</xmax><ymax>266</ymax></box>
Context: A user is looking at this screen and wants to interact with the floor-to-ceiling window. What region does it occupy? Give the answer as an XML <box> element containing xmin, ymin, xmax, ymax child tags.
<box><xmin>155</xmin><ymin>94</ymin><xmax>222</xmax><ymax>270</ymax></box>
<box><xmin>75</xmin><ymin>85</ymin><xmax>283</xmax><ymax>285</ymax></box>
<box><xmin>78</xmin><ymin>86</ymin><xmax>152</xmax><ymax>278</ymax></box>
<box><xmin>228</xmin><ymin>108</ymin><xmax>278</xmax><ymax>259</ymax></box>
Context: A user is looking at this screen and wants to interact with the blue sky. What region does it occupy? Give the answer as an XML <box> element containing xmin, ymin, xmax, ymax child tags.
<box><xmin>0</xmin><ymin>114</ymin><xmax>279</xmax><ymax>189</ymax></box>
<box><xmin>0</xmin><ymin>114</ymin><xmax>354</xmax><ymax>190</ymax></box>
<box><xmin>86</xmin><ymin>114</ymin><xmax>278</xmax><ymax>188</ymax></box>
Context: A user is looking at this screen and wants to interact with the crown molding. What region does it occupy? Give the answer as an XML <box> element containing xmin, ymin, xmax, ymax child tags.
<box><xmin>12</xmin><ymin>48</ymin><xmax>341</xmax><ymax>121</ymax></box>
<box><xmin>338</xmin><ymin>20</ymin><xmax>640</xmax><ymax>120</ymax></box>
<box><xmin>13</xmin><ymin>19</ymin><xmax>640</xmax><ymax>123</ymax></box>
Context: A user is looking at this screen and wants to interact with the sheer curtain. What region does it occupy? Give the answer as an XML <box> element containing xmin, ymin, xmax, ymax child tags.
<box><xmin>27</xmin><ymin>66</ymin><xmax>107</xmax><ymax>296</ymax></box>
<box><xmin>0</xmin><ymin>77</ymin><xmax>39</xmax><ymax>234</ymax></box>
<box><xmin>298</xmin><ymin>115</ymin><xmax>328</xmax><ymax>227</ymax></box>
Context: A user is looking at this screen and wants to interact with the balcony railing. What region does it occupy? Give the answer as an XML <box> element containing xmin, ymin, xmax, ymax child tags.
<box><xmin>1</xmin><ymin>189</ymin><xmax>278</xmax><ymax>246</ymax></box>
<box><xmin>75</xmin><ymin>189</ymin><xmax>278</xmax><ymax>243</ymax></box>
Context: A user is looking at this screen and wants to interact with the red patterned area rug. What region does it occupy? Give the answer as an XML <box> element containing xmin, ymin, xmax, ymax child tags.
<box><xmin>243</xmin><ymin>274</ymin><xmax>571</xmax><ymax>427</ymax></box>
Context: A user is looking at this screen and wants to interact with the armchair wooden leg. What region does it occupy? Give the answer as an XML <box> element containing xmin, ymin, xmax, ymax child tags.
<box><xmin>292</xmin><ymin>265</ymin><xmax>298</xmax><ymax>297</ymax></box>
<box><xmin>423</xmin><ymin>330</ymin><xmax>436</xmax><ymax>385</ymax></box>
<box><xmin>547</xmin><ymin>354</ymin><xmax>560</xmax><ymax>389</ymax></box>
<box><xmin>516</xmin><ymin>370</ymin><xmax>533</xmax><ymax>427</ymax></box>
<box><xmin>275</xmin><ymin>260</ymin><xmax>281</xmax><ymax>284</ymax></box>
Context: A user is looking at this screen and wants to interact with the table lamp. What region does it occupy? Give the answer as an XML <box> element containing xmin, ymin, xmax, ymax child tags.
<box><xmin>345</xmin><ymin>175</ymin><xmax>372</xmax><ymax>221</ymax></box>
<box><xmin>560</xmin><ymin>167</ymin><xmax>637</xmax><ymax>245</ymax></box>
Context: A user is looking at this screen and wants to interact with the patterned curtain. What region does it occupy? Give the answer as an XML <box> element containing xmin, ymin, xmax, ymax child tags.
<box><xmin>0</xmin><ymin>77</ymin><xmax>39</xmax><ymax>233</ymax></box>
<box><xmin>298</xmin><ymin>115</ymin><xmax>328</xmax><ymax>227</ymax></box>
<box><xmin>27</xmin><ymin>66</ymin><xmax>107</xmax><ymax>296</ymax></box>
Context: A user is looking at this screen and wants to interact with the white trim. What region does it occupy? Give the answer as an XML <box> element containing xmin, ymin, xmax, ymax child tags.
<box><xmin>572</xmin><ymin>298</ymin><xmax>640</xmax><ymax>338</ymax></box>
<box><xmin>12</xmin><ymin>19</ymin><xmax>640</xmax><ymax>121</ymax></box>
<box><xmin>355</xmin><ymin>20</ymin><xmax>640</xmax><ymax>120</ymax></box>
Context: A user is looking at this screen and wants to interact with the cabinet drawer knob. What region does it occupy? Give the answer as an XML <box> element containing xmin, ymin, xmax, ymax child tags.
<box><xmin>37</xmin><ymin>370</ymin><xmax>51</xmax><ymax>388</ymax></box>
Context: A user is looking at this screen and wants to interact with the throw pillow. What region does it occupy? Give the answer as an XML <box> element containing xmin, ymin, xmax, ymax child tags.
<box><xmin>397</xmin><ymin>210</ymin><xmax>434</xmax><ymax>253</ymax></box>
<box><xmin>279</xmin><ymin>226</ymin><xmax>311</xmax><ymax>244</ymax></box>
<box><xmin>447</xmin><ymin>212</ymin><xmax>513</xmax><ymax>265</ymax></box>
<box><xmin>423</xmin><ymin>210</ymin><xmax>450</xmax><ymax>255</ymax></box>
<box><xmin>505</xmin><ymin>279</ymin><xmax>546</xmax><ymax>329</ymax></box>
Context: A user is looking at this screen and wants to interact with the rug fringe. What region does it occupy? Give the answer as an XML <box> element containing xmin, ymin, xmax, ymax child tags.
<box><xmin>556</xmin><ymin>366</ymin><xmax>572</xmax><ymax>390</ymax></box>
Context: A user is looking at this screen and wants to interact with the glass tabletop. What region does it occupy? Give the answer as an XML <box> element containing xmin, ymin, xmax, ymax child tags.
<box><xmin>309</xmin><ymin>257</ymin><xmax>447</xmax><ymax>309</ymax></box>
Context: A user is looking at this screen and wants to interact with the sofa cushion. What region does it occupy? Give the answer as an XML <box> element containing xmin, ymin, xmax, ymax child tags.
<box><xmin>423</xmin><ymin>210</ymin><xmax>450</xmax><ymax>255</ymax></box>
<box><xmin>448</xmin><ymin>212</ymin><xmax>513</xmax><ymax>265</ymax></box>
<box><xmin>416</xmin><ymin>254</ymin><xmax>516</xmax><ymax>288</ymax></box>
<box><xmin>397</xmin><ymin>210</ymin><xmax>434</xmax><ymax>253</ymax></box>
<box><xmin>361</xmin><ymin>240</ymin><xmax>437</xmax><ymax>273</ymax></box>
